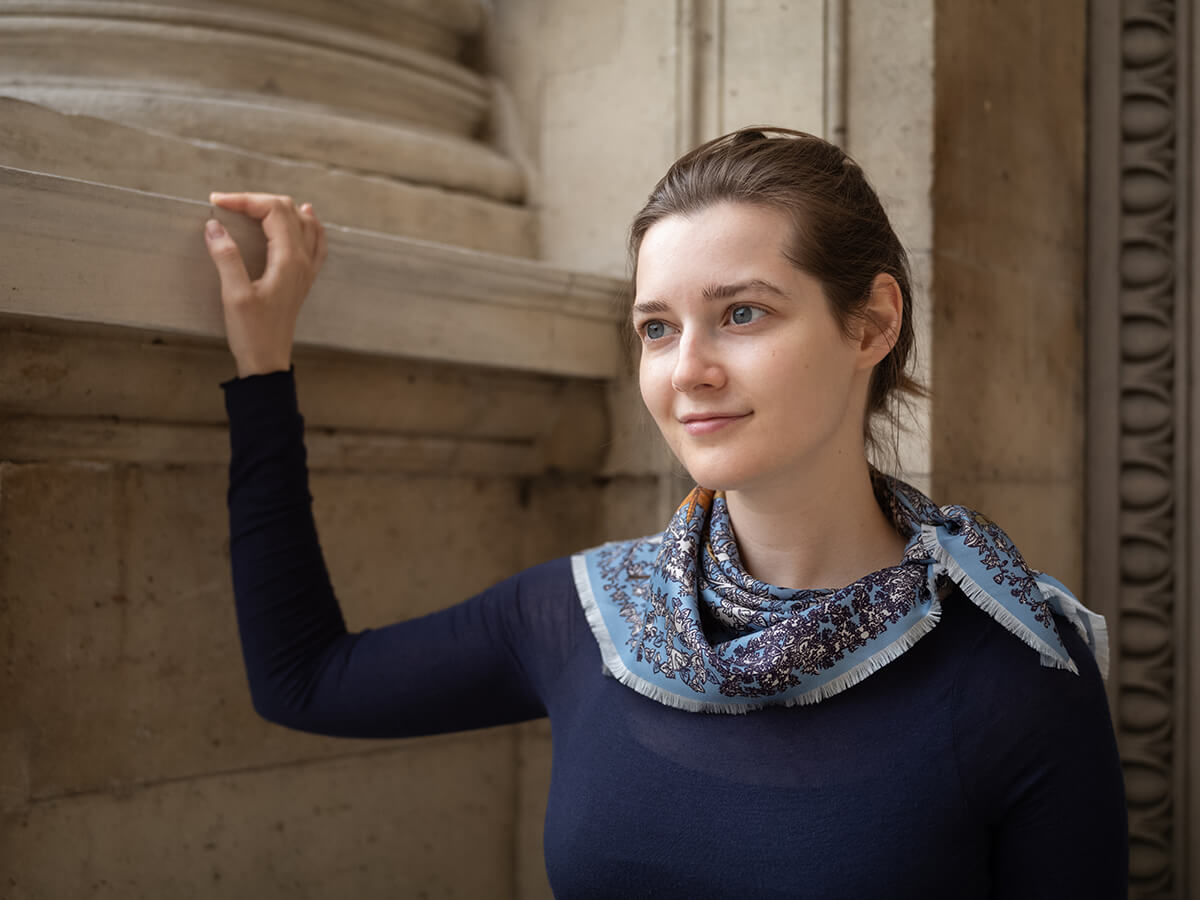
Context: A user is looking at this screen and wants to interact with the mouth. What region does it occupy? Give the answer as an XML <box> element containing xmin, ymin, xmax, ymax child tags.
<box><xmin>678</xmin><ymin>412</ymin><xmax>751</xmax><ymax>435</ymax></box>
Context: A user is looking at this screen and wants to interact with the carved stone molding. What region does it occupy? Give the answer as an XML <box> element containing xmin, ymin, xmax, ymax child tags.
<box><xmin>0</xmin><ymin>2</ymin><xmax>489</xmax><ymax>135</ymax></box>
<box><xmin>0</xmin><ymin>1</ymin><xmax>531</xmax><ymax>237</ymax></box>
<box><xmin>0</xmin><ymin>167</ymin><xmax>625</xmax><ymax>379</ymax></box>
<box><xmin>1088</xmin><ymin>1</ymin><xmax>1194</xmax><ymax>896</ymax></box>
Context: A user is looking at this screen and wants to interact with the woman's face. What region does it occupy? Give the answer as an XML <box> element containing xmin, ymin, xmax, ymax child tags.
<box><xmin>633</xmin><ymin>202</ymin><xmax>869</xmax><ymax>493</ymax></box>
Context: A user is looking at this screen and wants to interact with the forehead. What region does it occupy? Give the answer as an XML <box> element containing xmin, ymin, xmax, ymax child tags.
<box><xmin>635</xmin><ymin>203</ymin><xmax>796</xmax><ymax>295</ymax></box>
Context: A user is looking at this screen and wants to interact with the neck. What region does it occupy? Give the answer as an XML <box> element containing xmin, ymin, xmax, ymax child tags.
<box><xmin>722</xmin><ymin>454</ymin><xmax>907</xmax><ymax>590</ymax></box>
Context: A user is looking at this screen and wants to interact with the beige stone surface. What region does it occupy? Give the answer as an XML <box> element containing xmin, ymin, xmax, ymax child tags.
<box><xmin>2</xmin><ymin>739</ymin><xmax>517</xmax><ymax>899</ymax></box>
<box><xmin>0</xmin><ymin>13</ymin><xmax>487</xmax><ymax>137</ymax></box>
<box><xmin>488</xmin><ymin>1</ymin><xmax>680</xmax><ymax>276</ymax></box>
<box><xmin>143</xmin><ymin>0</ymin><xmax>485</xmax><ymax>55</ymax></box>
<box><xmin>0</xmin><ymin>417</ymin><xmax>592</xmax><ymax>475</ymax></box>
<box><xmin>597</xmin><ymin>474</ymin><xmax>686</xmax><ymax>544</ymax></box>
<box><xmin>5</xmin><ymin>0</ymin><xmax>484</xmax><ymax>58</ymax></box>
<box><xmin>0</xmin><ymin>168</ymin><xmax>625</xmax><ymax>379</ymax></box>
<box><xmin>931</xmin><ymin>254</ymin><xmax>1083</xmax><ymax>481</ymax></box>
<box><xmin>490</xmin><ymin>1</ymin><xmax>831</xmax><ymax>278</ymax></box>
<box><xmin>846</xmin><ymin>0</ymin><xmax>935</xmax><ymax>253</ymax></box>
<box><xmin>932</xmin><ymin>0</ymin><xmax>1086</xmax><ymax>593</ymax></box>
<box><xmin>310</xmin><ymin>473</ymin><xmax>531</xmax><ymax>622</ymax></box>
<box><xmin>721</xmin><ymin>0</ymin><xmax>826</xmax><ymax>134</ymax></box>
<box><xmin>0</xmin><ymin>322</ymin><xmax>605</xmax><ymax>440</ymax></box>
<box><xmin>0</xmin><ymin>461</ymin><xmax>546</xmax><ymax>801</ymax></box>
<box><xmin>934</xmin><ymin>477</ymin><xmax>1083</xmax><ymax>592</ymax></box>
<box><xmin>5</xmin><ymin>87</ymin><xmax>524</xmax><ymax>203</ymax></box>
<box><xmin>0</xmin><ymin>99</ymin><xmax>535</xmax><ymax>255</ymax></box>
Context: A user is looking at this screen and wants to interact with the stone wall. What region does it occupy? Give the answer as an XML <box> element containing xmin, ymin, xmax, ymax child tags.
<box><xmin>931</xmin><ymin>0</ymin><xmax>1087</xmax><ymax>588</ymax></box>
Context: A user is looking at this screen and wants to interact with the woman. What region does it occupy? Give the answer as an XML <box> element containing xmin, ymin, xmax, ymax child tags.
<box><xmin>204</xmin><ymin>128</ymin><xmax>1127</xmax><ymax>898</ymax></box>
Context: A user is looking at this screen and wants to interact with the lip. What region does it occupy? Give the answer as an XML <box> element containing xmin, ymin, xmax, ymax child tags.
<box><xmin>678</xmin><ymin>412</ymin><xmax>751</xmax><ymax>435</ymax></box>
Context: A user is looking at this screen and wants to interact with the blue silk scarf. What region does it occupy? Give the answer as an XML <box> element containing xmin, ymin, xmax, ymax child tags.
<box><xmin>571</xmin><ymin>475</ymin><xmax>1109</xmax><ymax>713</ymax></box>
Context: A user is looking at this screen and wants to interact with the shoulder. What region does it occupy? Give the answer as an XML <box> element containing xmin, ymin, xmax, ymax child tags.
<box><xmin>946</xmin><ymin>586</ymin><xmax>1107</xmax><ymax>705</ymax></box>
<box><xmin>944</xmin><ymin>586</ymin><xmax>1110</xmax><ymax>736</ymax></box>
<box><xmin>943</xmin><ymin>588</ymin><xmax>1120</xmax><ymax>810</ymax></box>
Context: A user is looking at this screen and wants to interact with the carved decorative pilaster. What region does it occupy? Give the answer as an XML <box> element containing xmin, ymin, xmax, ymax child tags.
<box><xmin>1088</xmin><ymin>1</ymin><xmax>1194</xmax><ymax>897</ymax></box>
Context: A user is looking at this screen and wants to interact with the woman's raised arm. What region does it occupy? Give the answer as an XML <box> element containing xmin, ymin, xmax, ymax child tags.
<box><xmin>206</xmin><ymin>194</ymin><xmax>551</xmax><ymax>738</ymax></box>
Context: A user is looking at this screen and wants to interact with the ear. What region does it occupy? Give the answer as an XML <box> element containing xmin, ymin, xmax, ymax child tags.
<box><xmin>856</xmin><ymin>273</ymin><xmax>903</xmax><ymax>370</ymax></box>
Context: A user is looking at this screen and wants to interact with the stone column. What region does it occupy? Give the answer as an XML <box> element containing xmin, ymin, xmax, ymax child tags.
<box><xmin>0</xmin><ymin>0</ymin><xmax>535</xmax><ymax>252</ymax></box>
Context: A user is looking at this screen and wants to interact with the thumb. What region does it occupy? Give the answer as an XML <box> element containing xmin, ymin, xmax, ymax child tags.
<box><xmin>204</xmin><ymin>218</ymin><xmax>252</xmax><ymax>301</ymax></box>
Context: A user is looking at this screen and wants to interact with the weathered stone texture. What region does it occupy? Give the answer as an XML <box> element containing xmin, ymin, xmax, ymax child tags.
<box><xmin>0</xmin><ymin>98</ymin><xmax>536</xmax><ymax>258</ymax></box>
<box><xmin>932</xmin><ymin>0</ymin><xmax>1086</xmax><ymax>585</ymax></box>
<box><xmin>0</xmin><ymin>323</ymin><xmax>613</xmax><ymax>896</ymax></box>
<box><xmin>2</xmin><ymin>739</ymin><xmax>516</xmax><ymax>900</ymax></box>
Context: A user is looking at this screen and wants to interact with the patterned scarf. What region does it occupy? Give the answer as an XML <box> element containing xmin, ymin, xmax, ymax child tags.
<box><xmin>571</xmin><ymin>474</ymin><xmax>1108</xmax><ymax>713</ymax></box>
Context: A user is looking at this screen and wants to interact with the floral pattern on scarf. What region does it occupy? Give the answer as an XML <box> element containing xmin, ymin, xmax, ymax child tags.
<box><xmin>571</xmin><ymin>474</ymin><xmax>1108</xmax><ymax>713</ymax></box>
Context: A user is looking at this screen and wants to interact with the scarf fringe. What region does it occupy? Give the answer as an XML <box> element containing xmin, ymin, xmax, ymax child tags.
<box><xmin>918</xmin><ymin>525</ymin><xmax>1080</xmax><ymax>675</ymax></box>
<box><xmin>573</xmin><ymin>552</ymin><xmax>946</xmax><ymax>714</ymax></box>
<box><xmin>1035</xmin><ymin>578</ymin><xmax>1111</xmax><ymax>680</ymax></box>
<box><xmin>573</xmin><ymin>552</ymin><xmax>747</xmax><ymax>714</ymax></box>
<box><xmin>777</xmin><ymin>601</ymin><xmax>944</xmax><ymax>709</ymax></box>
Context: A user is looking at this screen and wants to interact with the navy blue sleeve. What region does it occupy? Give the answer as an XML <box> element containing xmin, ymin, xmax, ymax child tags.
<box><xmin>223</xmin><ymin>369</ymin><xmax>553</xmax><ymax>738</ymax></box>
<box><xmin>952</xmin><ymin>608</ymin><xmax>1129</xmax><ymax>898</ymax></box>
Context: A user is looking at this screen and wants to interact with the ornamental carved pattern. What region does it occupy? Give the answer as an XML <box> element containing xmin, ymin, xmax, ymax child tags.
<box><xmin>1112</xmin><ymin>1</ymin><xmax>1183</xmax><ymax>895</ymax></box>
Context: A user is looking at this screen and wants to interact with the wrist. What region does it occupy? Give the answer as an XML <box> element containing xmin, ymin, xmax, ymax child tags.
<box><xmin>235</xmin><ymin>358</ymin><xmax>292</xmax><ymax>379</ymax></box>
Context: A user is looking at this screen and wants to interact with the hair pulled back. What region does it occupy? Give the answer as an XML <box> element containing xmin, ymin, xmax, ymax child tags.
<box><xmin>628</xmin><ymin>126</ymin><xmax>922</xmax><ymax>455</ymax></box>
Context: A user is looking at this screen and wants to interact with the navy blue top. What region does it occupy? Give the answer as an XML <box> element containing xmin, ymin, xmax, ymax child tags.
<box><xmin>225</xmin><ymin>370</ymin><xmax>1128</xmax><ymax>899</ymax></box>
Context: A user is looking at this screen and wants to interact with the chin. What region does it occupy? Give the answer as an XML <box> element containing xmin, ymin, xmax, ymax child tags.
<box><xmin>676</xmin><ymin>456</ymin><xmax>765</xmax><ymax>493</ymax></box>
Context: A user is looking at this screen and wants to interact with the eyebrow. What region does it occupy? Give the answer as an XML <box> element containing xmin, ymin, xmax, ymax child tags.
<box><xmin>631</xmin><ymin>279</ymin><xmax>787</xmax><ymax>318</ymax></box>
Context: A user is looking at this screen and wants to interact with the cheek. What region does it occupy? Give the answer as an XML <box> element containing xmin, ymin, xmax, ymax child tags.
<box><xmin>638</xmin><ymin>355</ymin><xmax>679</xmax><ymax>429</ymax></box>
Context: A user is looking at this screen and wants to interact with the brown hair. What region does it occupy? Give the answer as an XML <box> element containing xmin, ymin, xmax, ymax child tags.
<box><xmin>628</xmin><ymin>126</ymin><xmax>923</xmax><ymax>458</ymax></box>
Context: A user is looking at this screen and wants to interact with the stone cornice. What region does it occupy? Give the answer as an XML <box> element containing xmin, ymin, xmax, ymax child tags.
<box><xmin>0</xmin><ymin>167</ymin><xmax>626</xmax><ymax>379</ymax></box>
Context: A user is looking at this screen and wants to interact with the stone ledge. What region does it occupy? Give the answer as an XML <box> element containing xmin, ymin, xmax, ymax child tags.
<box><xmin>1</xmin><ymin>167</ymin><xmax>626</xmax><ymax>379</ymax></box>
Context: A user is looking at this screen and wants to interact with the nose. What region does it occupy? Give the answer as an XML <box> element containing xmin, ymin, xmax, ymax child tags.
<box><xmin>671</xmin><ymin>329</ymin><xmax>725</xmax><ymax>393</ymax></box>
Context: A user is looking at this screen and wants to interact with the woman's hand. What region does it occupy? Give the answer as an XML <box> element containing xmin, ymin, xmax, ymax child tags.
<box><xmin>203</xmin><ymin>192</ymin><xmax>327</xmax><ymax>378</ymax></box>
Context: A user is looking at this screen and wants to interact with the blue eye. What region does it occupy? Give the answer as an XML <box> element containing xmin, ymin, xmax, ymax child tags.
<box><xmin>644</xmin><ymin>321</ymin><xmax>667</xmax><ymax>340</ymax></box>
<box><xmin>730</xmin><ymin>305</ymin><xmax>762</xmax><ymax>325</ymax></box>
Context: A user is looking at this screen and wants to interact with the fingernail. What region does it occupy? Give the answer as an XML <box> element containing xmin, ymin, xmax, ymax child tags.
<box><xmin>206</xmin><ymin>219</ymin><xmax>225</xmax><ymax>239</ymax></box>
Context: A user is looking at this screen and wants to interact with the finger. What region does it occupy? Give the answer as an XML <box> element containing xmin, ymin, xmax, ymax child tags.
<box><xmin>258</xmin><ymin>199</ymin><xmax>308</xmax><ymax>289</ymax></box>
<box><xmin>313</xmin><ymin>216</ymin><xmax>328</xmax><ymax>270</ymax></box>
<box><xmin>298</xmin><ymin>203</ymin><xmax>319</xmax><ymax>259</ymax></box>
<box><xmin>210</xmin><ymin>192</ymin><xmax>306</xmax><ymax>273</ymax></box>
<box><xmin>259</xmin><ymin>196</ymin><xmax>305</xmax><ymax>253</ymax></box>
<box><xmin>209</xmin><ymin>192</ymin><xmax>296</xmax><ymax>220</ymax></box>
<box><xmin>204</xmin><ymin>218</ymin><xmax>253</xmax><ymax>301</ymax></box>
